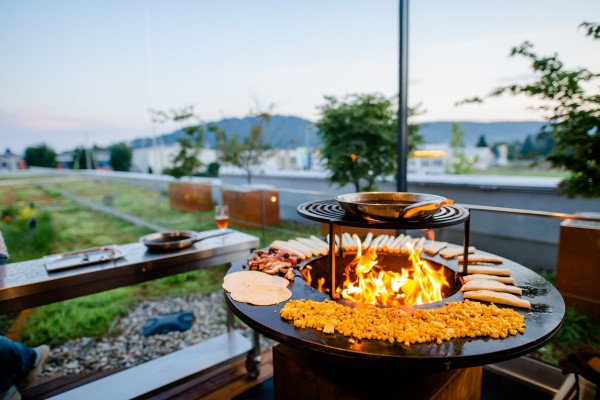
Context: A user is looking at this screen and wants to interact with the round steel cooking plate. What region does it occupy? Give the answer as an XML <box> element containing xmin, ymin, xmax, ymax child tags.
<box><xmin>225</xmin><ymin>250</ymin><xmax>564</xmax><ymax>370</ymax></box>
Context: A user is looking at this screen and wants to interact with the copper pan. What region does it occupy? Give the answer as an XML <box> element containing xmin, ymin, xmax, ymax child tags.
<box><xmin>335</xmin><ymin>192</ymin><xmax>454</xmax><ymax>221</ymax></box>
<box><xmin>140</xmin><ymin>229</ymin><xmax>233</xmax><ymax>252</ymax></box>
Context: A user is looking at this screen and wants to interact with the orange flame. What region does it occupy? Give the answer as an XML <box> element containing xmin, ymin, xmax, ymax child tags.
<box><xmin>339</xmin><ymin>235</ymin><xmax>449</xmax><ymax>306</ymax></box>
<box><xmin>426</xmin><ymin>229</ymin><xmax>435</xmax><ymax>242</ymax></box>
<box><xmin>301</xmin><ymin>265</ymin><xmax>312</xmax><ymax>286</ymax></box>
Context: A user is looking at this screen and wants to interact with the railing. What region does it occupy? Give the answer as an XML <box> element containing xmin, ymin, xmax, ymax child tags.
<box><xmin>3</xmin><ymin>169</ymin><xmax>599</xmax><ymax>397</ymax></box>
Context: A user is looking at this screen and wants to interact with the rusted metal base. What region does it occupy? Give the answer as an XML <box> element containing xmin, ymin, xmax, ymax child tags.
<box><xmin>273</xmin><ymin>344</ymin><xmax>482</xmax><ymax>400</ymax></box>
<box><xmin>557</xmin><ymin>219</ymin><xmax>600</xmax><ymax>319</ymax></box>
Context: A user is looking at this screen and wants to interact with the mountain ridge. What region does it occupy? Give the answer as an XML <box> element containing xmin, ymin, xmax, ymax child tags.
<box><xmin>129</xmin><ymin>116</ymin><xmax>545</xmax><ymax>150</ymax></box>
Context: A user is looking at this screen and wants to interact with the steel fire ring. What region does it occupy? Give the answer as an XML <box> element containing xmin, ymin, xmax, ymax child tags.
<box><xmin>225</xmin><ymin>250</ymin><xmax>564</xmax><ymax>370</ymax></box>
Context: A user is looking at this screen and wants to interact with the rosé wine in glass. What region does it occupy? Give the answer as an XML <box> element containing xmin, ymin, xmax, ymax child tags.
<box><xmin>215</xmin><ymin>205</ymin><xmax>229</xmax><ymax>231</ymax></box>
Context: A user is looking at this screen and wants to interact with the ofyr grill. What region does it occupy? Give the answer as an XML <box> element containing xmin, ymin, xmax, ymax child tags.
<box><xmin>225</xmin><ymin>197</ymin><xmax>565</xmax><ymax>398</ymax></box>
<box><xmin>226</xmin><ymin>251</ymin><xmax>563</xmax><ymax>369</ymax></box>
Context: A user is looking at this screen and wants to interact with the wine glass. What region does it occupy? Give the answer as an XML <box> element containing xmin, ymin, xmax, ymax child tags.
<box><xmin>215</xmin><ymin>205</ymin><xmax>229</xmax><ymax>235</ymax></box>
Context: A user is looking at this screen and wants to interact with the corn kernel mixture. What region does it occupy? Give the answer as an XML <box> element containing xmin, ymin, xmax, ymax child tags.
<box><xmin>280</xmin><ymin>299</ymin><xmax>525</xmax><ymax>345</ymax></box>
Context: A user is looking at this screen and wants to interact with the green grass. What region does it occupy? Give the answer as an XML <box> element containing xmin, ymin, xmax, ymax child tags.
<box><xmin>51</xmin><ymin>179</ymin><xmax>321</xmax><ymax>246</ymax></box>
<box><xmin>19</xmin><ymin>288</ymin><xmax>136</xmax><ymax>346</ymax></box>
<box><xmin>136</xmin><ymin>267</ymin><xmax>227</xmax><ymax>298</ymax></box>
<box><xmin>465</xmin><ymin>163</ymin><xmax>568</xmax><ymax>178</ymax></box>
<box><xmin>1</xmin><ymin>208</ymin><xmax>55</xmax><ymax>261</ymax></box>
<box><xmin>0</xmin><ymin>181</ymin><xmax>319</xmax><ymax>346</ymax></box>
<box><xmin>19</xmin><ymin>268</ymin><xmax>228</xmax><ymax>346</ymax></box>
<box><xmin>535</xmin><ymin>307</ymin><xmax>600</xmax><ymax>366</ymax></box>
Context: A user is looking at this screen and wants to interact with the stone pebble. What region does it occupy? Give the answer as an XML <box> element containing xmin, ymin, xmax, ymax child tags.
<box><xmin>41</xmin><ymin>291</ymin><xmax>272</xmax><ymax>377</ymax></box>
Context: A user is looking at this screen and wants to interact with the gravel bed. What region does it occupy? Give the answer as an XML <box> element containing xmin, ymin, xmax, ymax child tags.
<box><xmin>41</xmin><ymin>291</ymin><xmax>273</xmax><ymax>377</ymax></box>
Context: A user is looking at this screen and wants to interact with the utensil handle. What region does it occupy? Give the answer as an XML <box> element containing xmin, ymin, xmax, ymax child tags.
<box><xmin>191</xmin><ymin>229</ymin><xmax>234</xmax><ymax>243</ymax></box>
<box><xmin>401</xmin><ymin>199</ymin><xmax>454</xmax><ymax>219</ymax></box>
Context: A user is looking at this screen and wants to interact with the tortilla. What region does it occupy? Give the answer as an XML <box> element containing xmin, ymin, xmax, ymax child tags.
<box><xmin>440</xmin><ymin>246</ymin><xmax>476</xmax><ymax>259</ymax></box>
<box><xmin>461</xmin><ymin>279</ymin><xmax>522</xmax><ymax>295</ymax></box>
<box><xmin>458</xmin><ymin>255</ymin><xmax>504</xmax><ymax>265</ymax></box>
<box><xmin>223</xmin><ymin>271</ymin><xmax>289</xmax><ymax>293</ymax></box>
<box><xmin>423</xmin><ymin>241</ymin><xmax>448</xmax><ymax>256</ymax></box>
<box><xmin>463</xmin><ymin>290</ymin><xmax>530</xmax><ymax>309</ymax></box>
<box><xmin>459</xmin><ymin>266</ymin><xmax>512</xmax><ymax>276</ymax></box>
<box><xmin>462</xmin><ymin>274</ymin><xmax>515</xmax><ymax>285</ymax></box>
<box><xmin>230</xmin><ymin>284</ymin><xmax>292</xmax><ymax>305</ymax></box>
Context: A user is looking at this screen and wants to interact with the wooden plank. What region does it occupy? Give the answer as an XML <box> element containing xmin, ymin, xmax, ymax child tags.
<box><xmin>273</xmin><ymin>344</ymin><xmax>482</xmax><ymax>400</ymax></box>
<box><xmin>201</xmin><ymin>349</ymin><xmax>273</xmax><ymax>400</ymax></box>
<box><xmin>23</xmin><ymin>349</ymin><xmax>273</xmax><ymax>400</ymax></box>
<box><xmin>48</xmin><ymin>331</ymin><xmax>252</xmax><ymax>400</ymax></box>
<box><xmin>23</xmin><ymin>370</ymin><xmax>122</xmax><ymax>399</ymax></box>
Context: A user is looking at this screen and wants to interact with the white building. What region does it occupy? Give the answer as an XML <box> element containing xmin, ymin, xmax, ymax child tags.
<box><xmin>131</xmin><ymin>144</ymin><xmax>218</xmax><ymax>174</ymax></box>
<box><xmin>408</xmin><ymin>143</ymin><xmax>495</xmax><ymax>174</ymax></box>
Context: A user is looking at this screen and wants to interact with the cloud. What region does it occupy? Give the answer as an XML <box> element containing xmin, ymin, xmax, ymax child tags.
<box><xmin>494</xmin><ymin>73</ymin><xmax>538</xmax><ymax>84</ymax></box>
<box><xmin>0</xmin><ymin>108</ymin><xmax>85</xmax><ymax>132</ymax></box>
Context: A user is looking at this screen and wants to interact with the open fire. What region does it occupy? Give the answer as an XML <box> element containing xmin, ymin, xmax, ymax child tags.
<box><xmin>302</xmin><ymin>234</ymin><xmax>454</xmax><ymax>307</ymax></box>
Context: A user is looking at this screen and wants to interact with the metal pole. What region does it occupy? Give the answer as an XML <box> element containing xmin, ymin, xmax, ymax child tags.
<box><xmin>396</xmin><ymin>0</ymin><xmax>409</xmax><ymax>192</ymax></box>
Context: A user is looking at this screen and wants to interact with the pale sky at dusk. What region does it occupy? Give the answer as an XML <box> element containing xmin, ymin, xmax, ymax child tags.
<box><xmin>1</xmin><ymin>0</ymin><xmax>599</xmax><ymax>154</ymax></box>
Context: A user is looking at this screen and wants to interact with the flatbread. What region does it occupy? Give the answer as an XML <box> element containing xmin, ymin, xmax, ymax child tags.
<box><xmin>230</xmin><ymin>284</ymin><xmax>292</xmax><ymax>305</ymax></box>
<box><xmin>463</xmin><ymin>290</ymin><xmax>530</xmax><ymax>309</ymax></box>
<box><xmin>458</xmin><ymin>255</ymin><xmax>504</xmax><ymax>265</ymax></box>
<box><xmin>440</xmin><ymin>246</ymin><xmax>475</xmax><ymax>259</ymax></box>
<box><xmin>423</xmin><ymin>241</ymin><xmax>448</xmax><ymax>256</ymax></box>
<box><xmin>462</xmin><ymin>274</ymin><xmax>515</xmax><ymax>285</ymax></box>
<box><xmin>461</xmin><ymin>279</ymin><xmax>522</xmax><ymax>295</ymax></box>
<box><xmin>459</xmin><ymin>266</ymin><xmax>512</xmax><ymax>276</ymax></box>
<box><xmin>223</xmin><ymin>271</ymin><xmax>289</xmax><ymax>293</ymax></box>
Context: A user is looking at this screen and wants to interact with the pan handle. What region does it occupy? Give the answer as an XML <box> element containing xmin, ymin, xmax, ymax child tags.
<box><xmin>400</xmin><ymin>198</ymin><xmax>454</xmax><ymax>219</ymax></box>
<box><xmin>191</xmin><ymin>229</ymin><xmax>234</xmax><ymax>243</ymax></box>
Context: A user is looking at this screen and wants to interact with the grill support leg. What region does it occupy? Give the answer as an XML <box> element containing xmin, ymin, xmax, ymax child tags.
<box><xmin>328</xmin><ymin>223</ymin><xmax>337</xmax><ymax>298</ymax></box>
<box><xmin>463</xmin><ymin>216</ymin><xmax>470</xmax><ymax>275</ymax></box>
<box><xmin>246</xmin><ymin>330</ymin><xmax>261</xmax><ymax>379</ymax></box>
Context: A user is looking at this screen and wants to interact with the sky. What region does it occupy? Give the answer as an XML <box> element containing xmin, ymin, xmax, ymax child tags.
<box><xmin>1</xmin><ymin>0</ymin><xmax>599</xmax><ymax>154</ymax></box>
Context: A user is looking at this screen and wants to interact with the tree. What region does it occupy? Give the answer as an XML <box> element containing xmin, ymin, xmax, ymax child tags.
<box><xmin>23</xmin><ymin>144</ymin><xmax>57</xmax><ymax>168</ymax></box>
<box><xmin>315</xmin><ymin>93</ymin><xmax>424</xmax><ymax>191</ymax></box>
<box><xmin>447</xmin><ymin>122</ymin><xmax>473</xmax><ymax>174</ymax></box>
<box><xmin>315</xmin><ymin>93</ymin><xmax>397</xmax><ymax>192</ymax></box>
<box><xmin>492</xmin><ymin>141</ymin><xmax>519</xmax><ymax>161</ymax></box>
<box><xmin>109</xmin><ymin>143</ymin><xmax>132</xmax><ymax>172</ymax></box>
<box><xmin>519</xmin><ymin>135</ymin><xmax>537</xmax><ymax>160</ymax></box>
<box><xmin>460</xmin><ymin>22</ymin><xmax>600</xmax><ymax>197</ymax></box>
<box><xmin>476</xmin><ymin>134</ymin><xmax>488</xmax><ymax>148</ymax></box>
<box><xmin>209</xmin><ymin>107</ymin><xmax>273</xmax><ymax>185</ymax></box>
<box><xmin>152</xmin><ymin>106</ymin><xmax>205</xmax><ymax>179</ymax></box>
<box><xmin>72</xmin><ymin>147</ymin><xmax>96</xmax><ymax>170</ymax></box>
<box><xmin>408</xmin><ymin>104</ymin><xmax>426</xmax><ymax>154</ymax></box>
<box><xmin>206</xmin><ymin>162</ymin><xmax>220</xmax><ymax>177</ymax></box>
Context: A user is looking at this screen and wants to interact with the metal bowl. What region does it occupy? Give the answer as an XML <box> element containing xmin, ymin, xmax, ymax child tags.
<box><xmin>335</xmin><ymin>192</ymin><xmax>453</xmax><ymax>221</ymax></box>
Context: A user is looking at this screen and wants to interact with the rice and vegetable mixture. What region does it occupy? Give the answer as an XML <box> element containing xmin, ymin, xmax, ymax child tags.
<box><xmin>280</xmin><ymin>299</ymin><xmax>525</xmax><ymax>346</ymax></box>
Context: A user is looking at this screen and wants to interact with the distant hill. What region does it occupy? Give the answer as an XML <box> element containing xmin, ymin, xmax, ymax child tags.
<box><xmin>419</xmin><ymin>121</ymin><xmax>545</xmax><ymax>145</ymax></box>
<box><xmin>130</xmin><ymin>116</ymin><xmax>544</xmax><ymax>150</ymax></box>
<box><xmin>131</xmin><ymin>115</ymin><xmax>319</xmax><ymax>150</ymax></box>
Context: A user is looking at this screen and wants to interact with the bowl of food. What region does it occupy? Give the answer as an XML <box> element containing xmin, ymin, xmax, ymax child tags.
<box><xmin>335</xmin><ymin>192</ymin><xmax>453</xmax><ymax>221</ymax></box>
